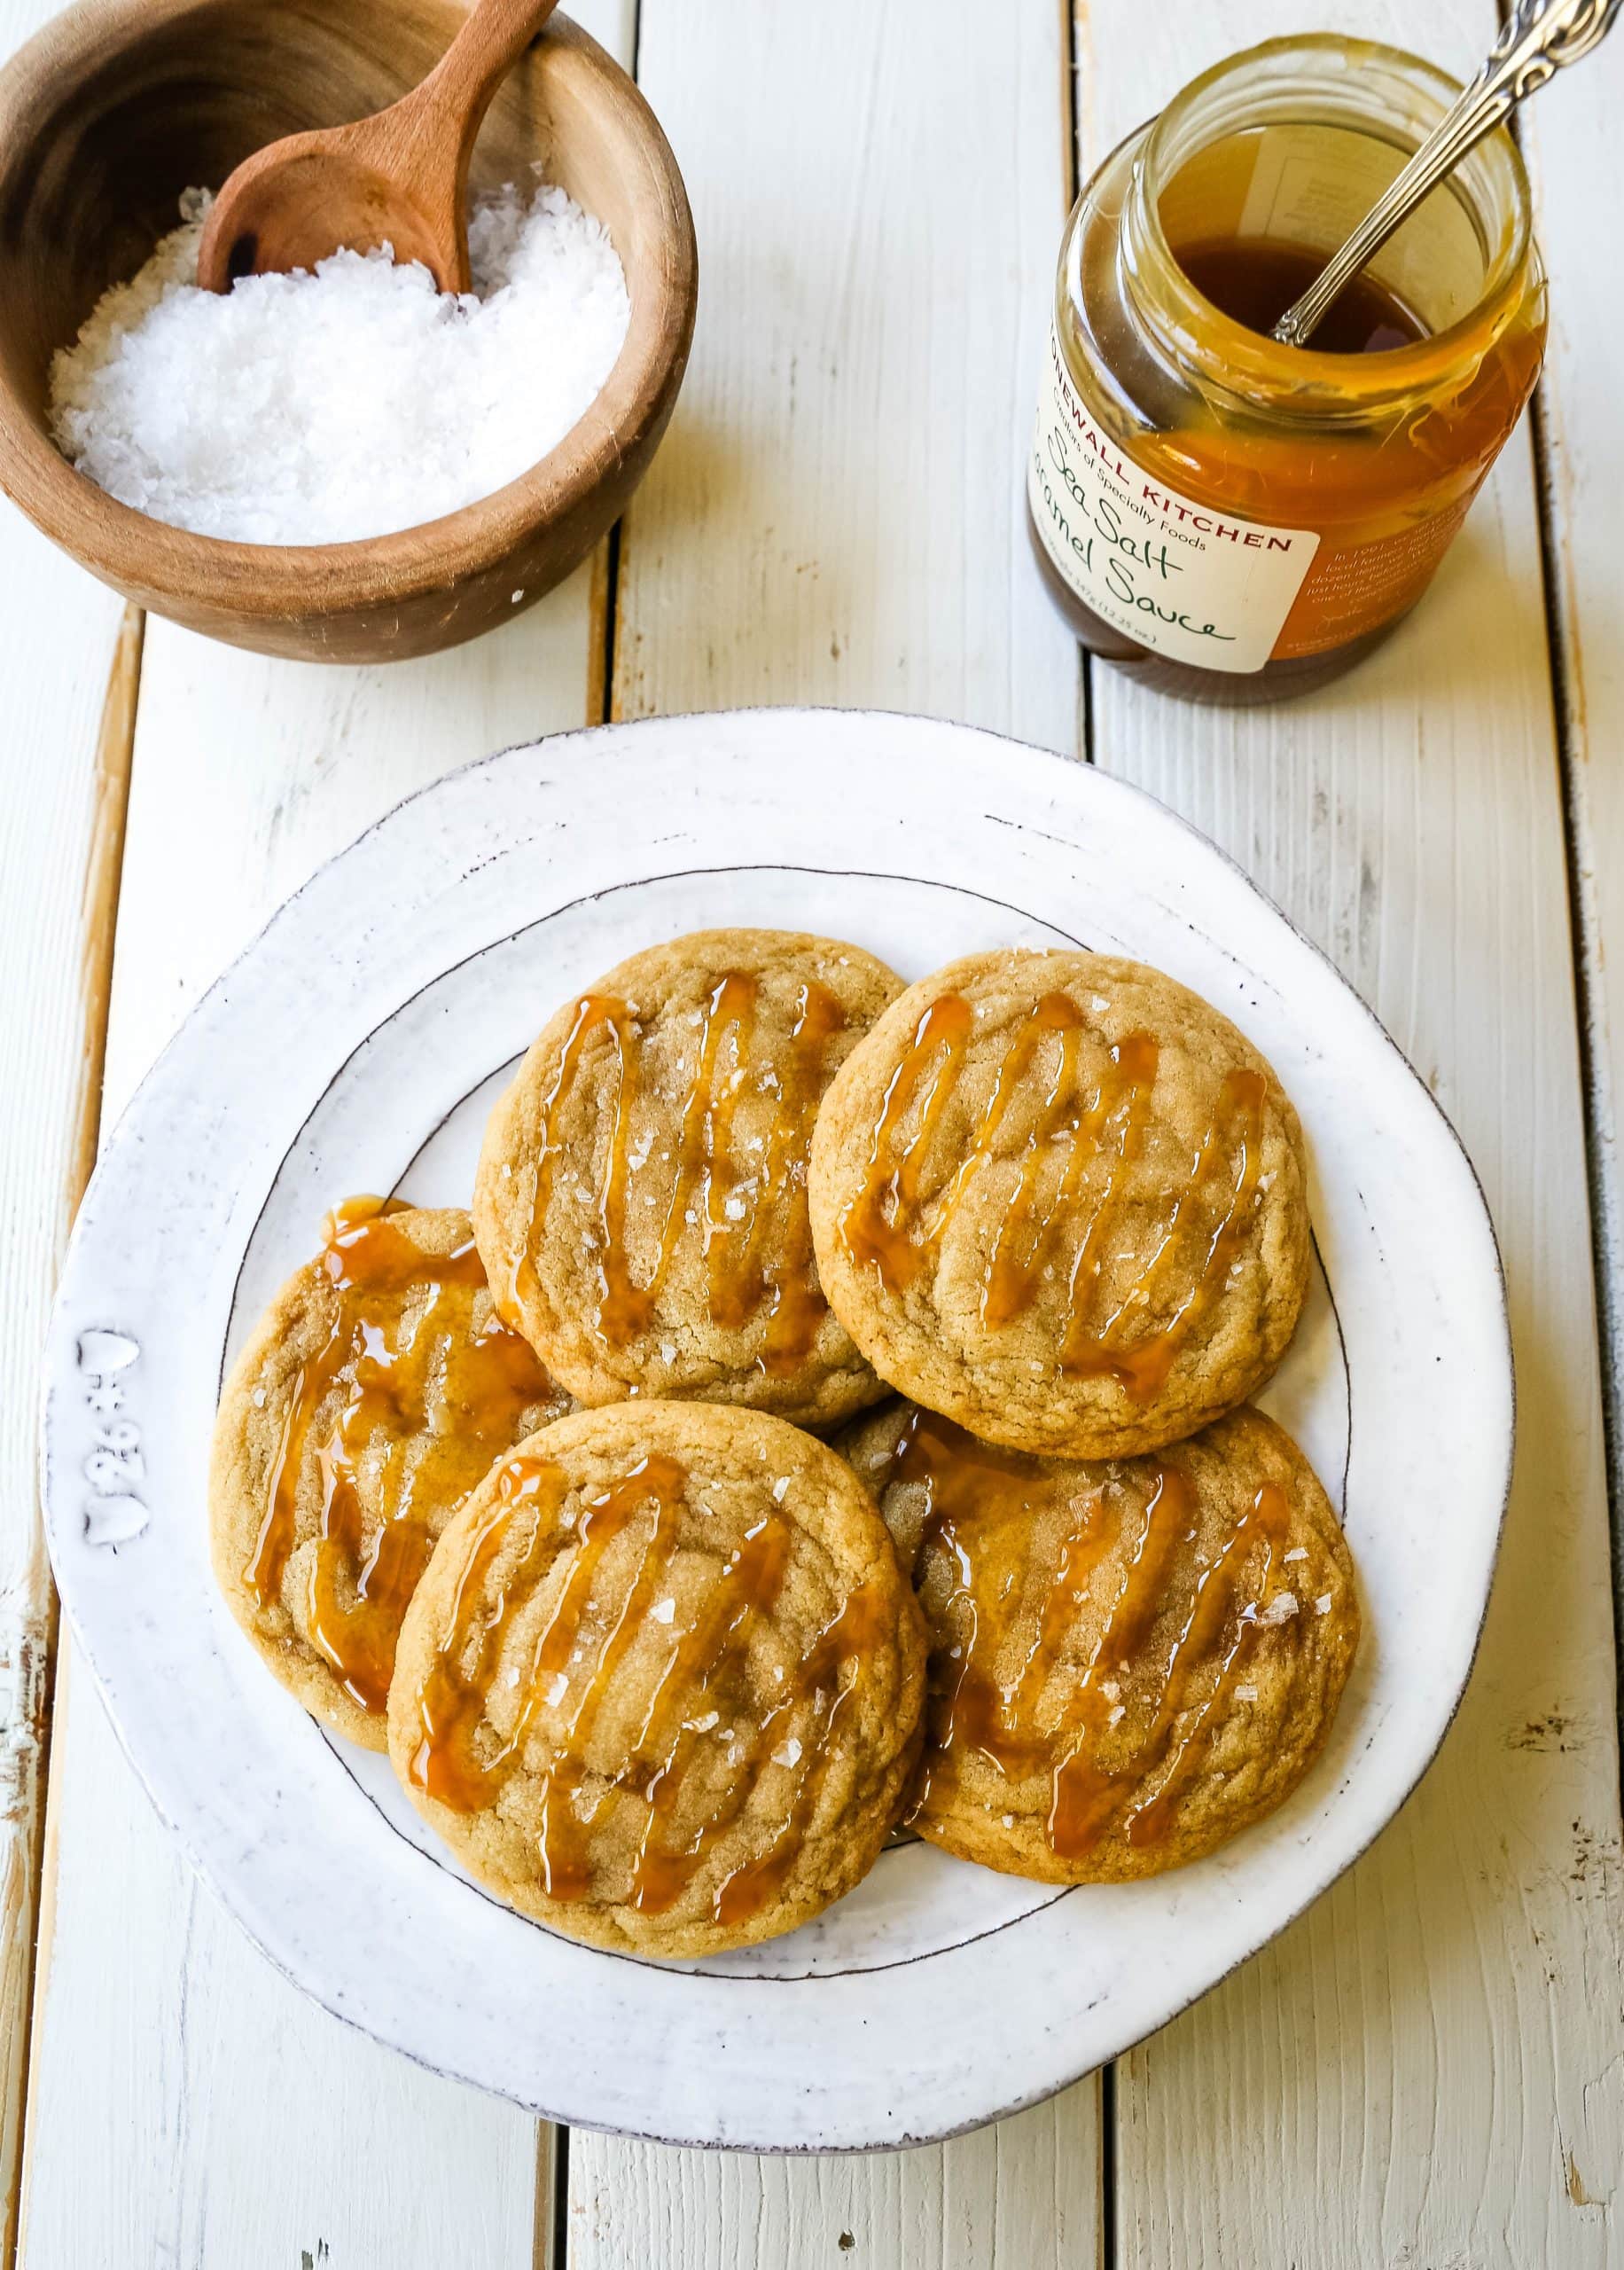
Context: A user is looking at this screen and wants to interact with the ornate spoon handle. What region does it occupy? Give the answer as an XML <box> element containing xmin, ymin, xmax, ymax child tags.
<box><xmin>1272</xmin><ymin>0</ymin><xmax>1620</xmax><ymax>349</ymax></box>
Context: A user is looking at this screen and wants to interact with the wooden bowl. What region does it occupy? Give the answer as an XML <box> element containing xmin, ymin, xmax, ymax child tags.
<box><xmin>0</xmin><ymin>0</ymin><xmax>696</xmax><ymax>662</ymax></box>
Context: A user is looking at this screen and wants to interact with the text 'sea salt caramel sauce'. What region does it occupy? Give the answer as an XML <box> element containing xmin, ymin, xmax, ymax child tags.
<box><xmin>1027</xmin><ymin>35</ymin><xmax>1546</xmax><ymax>703</ymax></box>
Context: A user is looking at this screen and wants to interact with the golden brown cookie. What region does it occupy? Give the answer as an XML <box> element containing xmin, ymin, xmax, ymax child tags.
<box><xmin>809</xmin><ymin>948</ymin><xmax>1309</xmax><ymax>1457</ymax></box>
<box><xmin>473</xmin><ymin>928</ymin><xmax>905</xmax><ymax>1428</ymax></box>
<box><xmin>386</xmin><ymin>1401</ymin><xmax>927</xmax><ymax>1958</ymax></box>
<box><xmin>210</xmin><ymin>1198</ymin><xmax>571</xmax><ymax>1750</ymax></box>
<box><xmin>841</xmin><ymin>1400</ymin><xmax>1358</xmax><ymax>1883</ymax></box>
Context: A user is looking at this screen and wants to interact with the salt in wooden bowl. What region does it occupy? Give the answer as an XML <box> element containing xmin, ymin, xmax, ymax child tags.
<box><xmin>0</xmin><ymin>0</ymin><xmax>697</xmax><ymax>662</ymax></box>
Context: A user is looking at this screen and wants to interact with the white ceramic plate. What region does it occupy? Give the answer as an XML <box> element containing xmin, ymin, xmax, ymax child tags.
<box><xmin>41</xmin><ymin>709</ymin><xmax>1512</xmax><ymax>2152</ymax></box>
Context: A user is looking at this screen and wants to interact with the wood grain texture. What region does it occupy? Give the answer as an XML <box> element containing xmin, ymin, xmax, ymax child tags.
<box><xmin>1519</xmin><ymin>27</ymin><xmax>1624</xmax><ymax>1713</ymax></box>
<box><xmin>16</xmin><ymin>11</ymin><xmax>634</xmax><ymax>2266</ymax></box>
<box><xmin>607</xmin><ymin>0</ymin><xmax>1079</xmax><ymax>746</ymax></box>
<box><xmin>0</xmin><ymin>488</ymin><xmax>129</xmax><ymax>2268</ymax></box>
<box><xmin>0</xmin><ymin>0</ymin><xmax>141</xmax><ymax>2227</ymax></box>
<box><xmin>569</xmin><ymin>3</ymin><xmax>1099</xmax><ymax>2262</ymax></box>
<box><xmin>1073</xmin><ymin>3</ymin><xmax>1624</xmax><ymax>2264</ymax></box>
<box><xmin>569</xmin><ymin>2111</ymin><xmax>1102</xmax><ymax>2270</ymax></box>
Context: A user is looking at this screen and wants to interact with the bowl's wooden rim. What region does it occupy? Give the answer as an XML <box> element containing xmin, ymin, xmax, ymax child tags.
<box><xmin>0</xmin><ymin>3</ymin><xmax>697</xmax><ymax>620</ymax></box>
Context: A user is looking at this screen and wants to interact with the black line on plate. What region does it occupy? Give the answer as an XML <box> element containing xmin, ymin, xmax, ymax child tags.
<box><xmin>391</xmin><ymin>1057</ymin><xmax>522</xmax><ymax>1191</ymax></box>
<box><xmin>1324</xmin><ymin>1229</ymin><xmax>1354</xmax><ymax>1517</ymax></box>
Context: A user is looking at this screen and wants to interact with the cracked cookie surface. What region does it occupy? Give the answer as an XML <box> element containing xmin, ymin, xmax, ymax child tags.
<box><xmin>474</xmin><ymin>928</ymin><xmax>905</xmax><ymax>1429</ymax></box>
<box><xmin>388</xmin><ymin>1400</ymin><xmax>927</xmax><ymax>1957</ymax></box>
<box><xmin>810</xmin><ymin>948</ymin><xmax>1309</xmax><ymax>1457</ymax></box>
<box><xmin>210</xmin><ymin>1199</ymin><xmax>570</xmax><ymax>1751</ymax></box>
<box><xmin>842</xmin><ymin>1400</ymin><xmax>1358</xmax><ymax>1883</ymax></box>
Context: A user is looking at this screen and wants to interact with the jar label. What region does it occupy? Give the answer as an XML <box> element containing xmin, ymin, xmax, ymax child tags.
<box><xmin>1028</xmin><ymin>325</ymin><xmax>1319</xmax><ymax>673</ymax></box>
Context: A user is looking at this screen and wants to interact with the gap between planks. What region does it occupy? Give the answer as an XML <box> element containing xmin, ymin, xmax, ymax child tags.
<box><xmin>1521</xmin><ymin>147</ymin><xmax>1624</xmax><ymax>1803</ymax></box>
<box><xmin>546</xmin><ymin>14</ymin><xmax>639</xmax><ymax>2250</ymax></box>
<box><xmin>1531</xmin><ymin>377</ymin><xmax>1624</xmax><ymax>1782</ymax></box>
<box><xmin>5</xmin><ymin>601</ymin><xmax>142</xmax><ymax>2270</ymax></box>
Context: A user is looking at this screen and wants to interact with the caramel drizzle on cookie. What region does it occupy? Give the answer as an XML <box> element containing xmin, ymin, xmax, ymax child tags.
<box><xmin>883</xmin><ymin>1407</ymin><xmax>1303</xmax><ymax>1855</ymax></box>
<box><xmin>839</xmin><ymin>989</ymin><xmax>1268</xmax><ymax>1397</ymax></box>
<box><xmin>246</xmin><ymin>1197</ymin><xmax>556</xmax><ymax>1715</ymax></box>
<box><xmin>409</xmin><ymin>1450</ymin><xmax>885</xmax><ymax>1922</ymax></box>
<box><xmin>514</xmin><ymin>975</ymin><xmax>846</xmax><ymax>1373</ymax></box>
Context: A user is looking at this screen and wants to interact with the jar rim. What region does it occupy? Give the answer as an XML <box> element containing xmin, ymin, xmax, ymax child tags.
<box><xmin>1127</xmin><ymin>32</ymin><xmax>1537</xmax><ymax>415</ymax></box>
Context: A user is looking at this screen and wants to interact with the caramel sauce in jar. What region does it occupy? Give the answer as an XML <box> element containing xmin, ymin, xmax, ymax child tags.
<box><xmin>248</xmin><ymin>1196</ymin><xmax>559</xmax><ymax>1717</ymax></box>
<box><xmin>1174</xmin><ymin>239</ymin><xmax>1426</xmax><ymax>356</ymax></box>
<box><xmin>1027</xmin><ymin>35</ymin><xmax>1547</xmax><ymax>702</ymax></box>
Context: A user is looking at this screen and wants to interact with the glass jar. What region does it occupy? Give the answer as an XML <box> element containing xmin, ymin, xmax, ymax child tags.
<box><xmin>1027</xmin><ymin>35</ymin><xmax>1548</xmax><ymax>703</ymax></box>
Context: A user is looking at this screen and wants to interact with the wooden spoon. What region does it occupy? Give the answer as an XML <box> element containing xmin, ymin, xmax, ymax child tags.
<box><xmin>197</xmin><ymin>0</ymin><xmax>561</xmax><ymax>294</ymax></box>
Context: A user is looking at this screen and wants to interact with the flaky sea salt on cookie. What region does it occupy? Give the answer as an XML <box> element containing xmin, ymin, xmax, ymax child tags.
<box><xmin>842</xmin><ymin>1401</ymin><xmax>1358</xmax><ymax>1883</ymax></box>
<box><xmin>209</xmin><ymin>1198</ymin><xmax>571</xmax><ymax>1751</ymax></box>
<box><xmin>809</xmin><ymin>948</ymin><xmax>1310</xmax><ymax>1458</ymax></box>
<box><xmin>386</xmin><ymin>1402</ymin><xmax>926</xmax><ymax>1958</ymax></box>
<box><xmin>472</xmin><ymin>928</ymin><xmax>905</xmax><ymax>1429</ymax></box>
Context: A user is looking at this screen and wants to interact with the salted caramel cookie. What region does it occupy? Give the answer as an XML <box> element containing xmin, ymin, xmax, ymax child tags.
<box><xmin>387</xmin><ymin>1400</ymin><xmax>927</xmax><ymax>1958</ymax></box>
<box><xmin>473</xmin><ymin>928</ymin><xmax>905</xmax><ymax>1428</ymax></box>
<box><xmin>809</xmin><ymin>949</ymin><xmax>1309</xmax><ymax>1457</ymax></box>
<box><xmin>842</xmin><ymin>1400</ymin><xmax>1358</xmax><ymax>1883</ymax></box>
<box><xmin>210</xmin><ymin>1199</ymin><xmax>571</xmax><ymax>1750</ymax></box>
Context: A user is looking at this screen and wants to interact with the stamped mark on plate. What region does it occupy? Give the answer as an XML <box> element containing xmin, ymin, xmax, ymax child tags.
<box><xmin>75</xmin><ymin>1330</ymin><xmax>146</xmax><ymax>1545</ymax></box>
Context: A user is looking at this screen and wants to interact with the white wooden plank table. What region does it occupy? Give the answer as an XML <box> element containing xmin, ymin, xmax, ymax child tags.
<box><xmin>2</xmin><ymin>1</ymin><xmax>1620</xmax><ymax>2263</ymax></box>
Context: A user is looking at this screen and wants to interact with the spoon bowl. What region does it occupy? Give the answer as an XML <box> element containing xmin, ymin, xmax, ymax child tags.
<box><xmin>200</xmin><ymin>143</ymin><xmax>452</xmax><ymax>289</ymax></box>
<box><xmin>197</xmin><ymin>0</ymin><xmax>562</xmax><ymax>294</ymax></box>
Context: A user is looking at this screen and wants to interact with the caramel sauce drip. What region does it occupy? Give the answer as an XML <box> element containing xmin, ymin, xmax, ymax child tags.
<box><xmin>839</xmin><ymin>993</ymin><xmax>974</xmax><ymax>1288</ymax></box>
<box><xmin>707</xmin><ymin>1582</ymin><xmax>887</xmax><ymax>1927</ymax></box>
<box><xmin>411</xmin><ymin>1447</ymin><xmax>883</xmax><ymax>1922</ymax></box>
<box><xmin>720</xmin><ymin>981</ymin><xmax>847</xmax><ymax>1377</ymax></box>
<box><xmin>517</xmin><ymin>976</ymin><xmax>846</xmax><ymax>1369</ymax></box>
<box><xmin>624</xmin><ymin>1510</ymin><xmax>793</xmax><ymax>1914</ymax></box>
<box><xmin>246</xmin><ymin>1195</ymin><xmax>556</xmax><ymax>1716</ymax></box>
<box><xmin>879</xmin><ymin>1408</ymin><xmax>1300</xmax><ymax>1855</ymax></box>
<box><xmin>1062</xmin><ymin>1066</ymin><xmax>1268</xmax><ymax>1395</ymax></box>
<box><xmin>1112</xmin><ymin>1482</ymin><xmax>1293</xmax><ymax>1851</ymax></box>
<box><xmin>886</xmin><ymin>1412</ymin><xmax>1117</xmax><ymax>1804</ymax></box>
<box><xmin>838</xmin><ymin>989</ymin><xmax>1267</xmax><ymax>1397</ymax></box>
<box><xmin>409</xmin><ymin>1453</ymin><xmax>567</xmax><ymax>1806</ymax></box>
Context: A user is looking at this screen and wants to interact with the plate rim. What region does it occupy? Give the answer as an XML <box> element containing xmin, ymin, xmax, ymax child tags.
<box><xmin>39</xmin><ymin>705</ymin><xmax>1516</xmax><ymax>2150</ymax></box>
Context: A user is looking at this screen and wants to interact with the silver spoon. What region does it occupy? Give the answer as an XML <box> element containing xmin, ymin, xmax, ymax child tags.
<box><xmin>1272</xmin><ymin>0</ymin><xmax>1620</xmax><ymax>349</ymax></box>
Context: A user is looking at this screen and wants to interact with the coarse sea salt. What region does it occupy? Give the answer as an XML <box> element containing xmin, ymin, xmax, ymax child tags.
<box><xmin>49</xmin><ymin>180</ymin><xmax>630</xmax><ymax>545</ymax></box>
